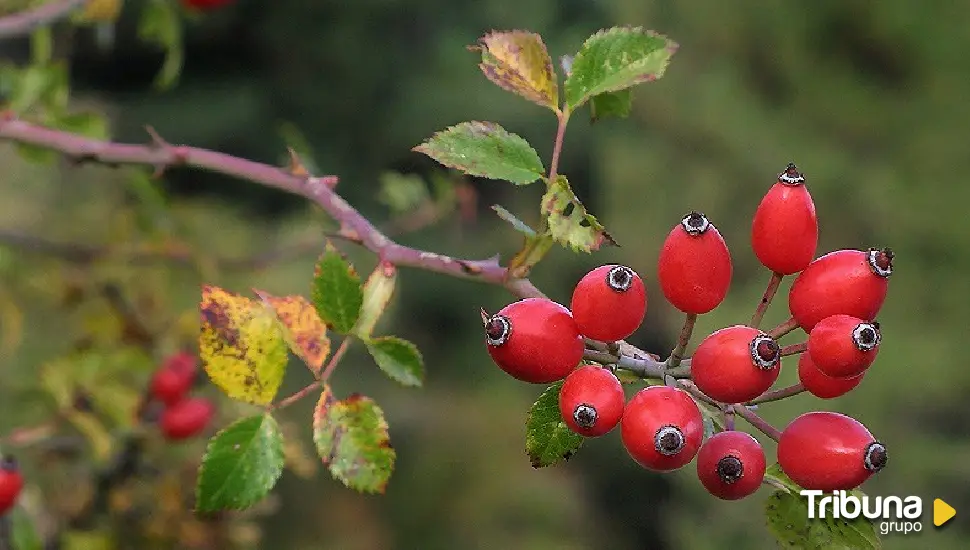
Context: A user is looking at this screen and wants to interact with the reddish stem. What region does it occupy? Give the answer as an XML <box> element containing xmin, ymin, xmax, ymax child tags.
<box><xmin>733</xmin><ymin>405</ymin><xmax>782</xmax><ymax>442</ymax></box>
<box><xmin>750</xmin><ymin>272</ymin><xmax>783</xmax><ymax>329</ymax></box>
<box><xmin>768</xmin><ymin>316</ymin><xmax>800</xmax><ymax>340</ymax></box>
<box><xmin>779</xmin><ymin>341</ymin><xmax>807</xmax><ymax>357</ymax></box>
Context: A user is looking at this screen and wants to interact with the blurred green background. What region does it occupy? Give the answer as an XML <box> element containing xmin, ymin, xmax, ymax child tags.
<box><xmin>2</xmin><ymin>0</ymin><xmax>968</xmax><ymax>549</ymax></box>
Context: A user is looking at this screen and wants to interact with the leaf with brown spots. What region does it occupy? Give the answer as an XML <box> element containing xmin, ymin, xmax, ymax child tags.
<box><xmin>253</xmin><ymin>290</ymin><xmax>331</xmax><ymax>376</ymax></box>
<box><xmin>471</xmin><ymin>30</ymin><xmax>559</xmax><ymax>111</ymax></box>
<box><xmin>199</xmin><ymin>285</ymin><xmax>288</xmax><ymax>405</ymax></box>
<box><xmin>312</xmin><ymin>386</ymin><xmax>396</xmax><ymax>494</ymax></box>
<box><xmin>540</xmin><ymin>175</ymin><xmax>616</xmax><ymax>252</ymax></box>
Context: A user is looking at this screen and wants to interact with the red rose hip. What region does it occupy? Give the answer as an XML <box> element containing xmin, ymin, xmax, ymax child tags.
<box><xmin>788</xmin><ymin>248</ymin><xmax>893</xmax><ymax>331</ymax></box>
<box><xmin>797</xmin><ymin>353</ymin><xmax>865</xmax><ymax>399</ymax></box>
<box><xmin>751</xmin><ymin>163</ymin><xmax>818</xmax><ymax>275</ymax></box>
<box><xmin>807</xmin><ymin>314</ymin><xmax>881</xmax><ymax>378</ymax></box>
<box><xmin>778</xmin><ymin>411</ymin><xmax>887</xmax><ymax>491</ymax></box>
<box><xmin>0</xmin><ymin>456</ymin><xmax>24</xmax><ymax>516</ymax></box>
<box><xmin>182</xmin><ymin>0</ymin><xmax>234</xmax><ymax>10</ymax></box>
<box><xmin>160</xmin><ymin>397</ymin><xmax>215</xmax><ymax>441</ymax></box>
<box><xmin>691</xmin><ymin>326</ymin><xmax>781</xmax><ymax>404</ymax></box>
<box><xmin>696</xmin><ymin>430</ymin><xmax>766</xmax><ymax>500</ymax></box>
<box><xmin>484</xmin><ymin>298</ymin><xmax>584</xmax><ymax>384</ymax></box>
<box><xmin>149</xmin><ymin>354</ymin><xmax>198</xmax><ymax>406</ymax></box>
<box><xmin>621</xmin><ymin>386</ymin><xmax>704</xmax><ymax>472</ymax></box>
<box><xmin>658</xmin><ymin>212</ymin><xmax>732</xmax><ymax>315</ymax></box>
<box><xmin>570</xmin><ymin>265</ymin><xmax>647</xmax><ymax>342</ymax></box>
<box><xmin>559</xmin><ymin>366</ymin><xmax>625</xmax><ymax>437</ymax></box>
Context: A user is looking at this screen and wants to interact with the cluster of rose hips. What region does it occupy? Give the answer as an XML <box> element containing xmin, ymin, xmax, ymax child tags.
<box><xmin>484</xmin><ymin>163</ymin><xmax>892</xmax><ymax>499</ymax></box>
<box><xmin>147</xmin><ymin>351</ymin><xmax>215</xmax><ymax>441</ymax></box>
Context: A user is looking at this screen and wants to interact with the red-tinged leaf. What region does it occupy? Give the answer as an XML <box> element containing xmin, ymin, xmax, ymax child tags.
<box><xmin>253</xmin><ymin>290</ymin><xmax>331</xmax><ymax>376</ymax></box>
<box><xmin>472</xmin><ymin>30</ymin><xmax>559</xmax><ymax>110</ymax></box>
<box><xmin>313</xmin><ymin>386</ymin><xmax>396</xmax><ymax>494</ymax></box>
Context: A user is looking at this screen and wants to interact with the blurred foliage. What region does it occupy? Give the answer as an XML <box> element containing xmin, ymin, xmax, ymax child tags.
<box><xmin>1</xmin><ymin>0</ymin><xmax>969</xmax><ymax>549</ymax></box>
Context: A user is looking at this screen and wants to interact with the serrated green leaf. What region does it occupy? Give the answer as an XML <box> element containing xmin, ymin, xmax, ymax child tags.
<box><xmin>310</xmin><ymin>244</ymin><xmax>364</xmax><ymax>334</ymax></box>
<box><xmin>365</xmin><ymin>336</ymin><xmax>424</xmax><ymax>387</ymax></box>
<box><xmin>541</xmin><ymin>175</ymin><xmax>616</xmax><ymax>252</ymax></box>
<box><xmin>473</xmin><ymin>30</ymin><xmax>559</xmax><ymax>110</ymax></box>
<box><xmin>589</xmin><ymin>89</ymin><xmax>633</xmax><ymax>122</ymax></box>
<box><xmin>196</xmin><ymin>414</ymin><xmax>285</xmax><ymax>513</ymax></box>
<box><xmin>199</xmin><ymin>285</ymin><xmax>289</xmax><ymax>405</ymax></box>
<box><xmin>765</xmin><ymin>488</ymin><xmax>880</xmax><ymax>549</ymax></box>
<box><xmin>137</xmin><ymin>0</ymin><xmax>183</xmax><ymax>90</ymax></box>
<box><xmin>354</xmin><ymin>262</ymin><xmax>398</xmax><ymax>338</ymax></box>
<box><xmin>413</xmin><ymin>121</ymin><xmax>544</xmax><ymax>185</ymax></box>
<box><xmin>313</xmin><ymin>386</ymin><xmax>396</xmax><ymax>493</ymax></box>
<box><xmin>492</xmin><ymin>205</ymin><xmax>536</xmax><ymax>237</ymax></box>
<box><xmin>565</xmin><ymin>26</ymin><xmax>678</xmax><ymax>110</ymax></box>
<box><xmin>526</xmin><ymin>380</ymin><xmax>584</xmax><ymax>468</ymax></box>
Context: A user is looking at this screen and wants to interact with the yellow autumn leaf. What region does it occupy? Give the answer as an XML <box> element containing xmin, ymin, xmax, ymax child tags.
<box><xmin>80</xmin><ymin>0</ymin><xmax>124</xmax><ymax>23</ymax></box>
<box><xmin>473</xmin><ymin>30</ymin><xmax>559</xmax><ymax>110</ymax></box>
<box><xmin>253</xmin><ymin>289</ymin><xmax>330</xmax><ymax>376</ymax></box>
<box><xmin>199</xmin><ymin>285</ymin><xmax>288</xmax><ymax>405</ymax></box>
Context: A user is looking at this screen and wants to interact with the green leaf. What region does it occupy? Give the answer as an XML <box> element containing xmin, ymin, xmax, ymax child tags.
<box><xmin>377</xmin><ymin>172</ymin><xmax>430</xmax><ymax>214</ymax></box>
<box><xmin>507</xmin><ymin>232</ymin><xmax>555</xmax><ymax>278</ymax></box>
<box><xmin>8</xmin><ymin>64</ymin><xmax>53</xmax><ymax>114</ymax></box>
<box><xmin>313</xmin><ymin>386</ymin><xmax>396</xmax><ymax>493</ymax></box>
<box><xmin>199</xmin><ymin>285</ymin><xmax>289</xmax><ymax>405</ymax></box>
<box><xmin>413</xmin><ymin>121</ymin><xmax>544</xmax><ymax>185</ymax></box>
<box><xmin>765</xmin><ymin>488</ymin><xmax>881</xmax><ymax>549</ymax></box>
<box><xmin>9</xmin><ymin>506</ymin><xmax>43</xmax><ymax>550</ymax></box>
<box><xmin>472</xmin><ymin>30</ymin><xmax>559</xmax><ymax>110</ymax></box>
<box><xmin>526</xmin><ymin>380</ymin><xmax>584</xmax><ymax>468</ymax></box>
<box><xmin>589</xmin><ymin>89</ymin><xmax>633</xmax><ymax>122</ymax></box>
<box><xmin>365</xmin><ymin>336</ymin><xmax>424</xmax><ymax>387</ymax></box>
<box><xmin>196</xmin><ymin>414</ymin><xmax>285</xmax><ymax>513</ymax></box>
<box><xmin>763</xmin><ymin>462</ymin><xmax>801</xmax><ymax>493</ymax></box>
<box><xmin>137</xmin><ymin>0</ymin><xmax>184</xmax><ymax>90</ymax></box>
<box><xmin>354</xmin><ymin>262</ymin><xmax>398</xmax><ymax>339</ymax></box>
<box><xmin>564</xmin><ymin>26</ymin><xmax>678</xmax><ymax>110</ymax></box>
<box><xmin>14</xmin><ymin>143</ymin><xmax>58</xmax><ymax>165</ymax></box>
<box><xmin>541</xmin><ymin>175</ymin><xmax>616</xmax><ymax>252</ymax></box>
<box><xmin>55</xmin><ymin>111</ymin><xmax>109</xmax><ymax>140</ymax></box>
<box><xmin>492</xmin><ymin>205</ymin><xmax>536</xmax><ymax>237</ymax></box>
<box><xmin>310</xmin><ymin>243</ymin><xmax>364</xmax><ymax>334</ymax></box>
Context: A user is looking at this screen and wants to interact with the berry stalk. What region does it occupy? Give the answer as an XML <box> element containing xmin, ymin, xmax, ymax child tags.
<box><xmin>733</xmin><ymin>405</ymin><xmax>782</xmax><ymax>442</ymax></box>
<box><xmin>666</xmin><ymin>313</ymin><xmax>697</xmax><ymax>369</ymax></box>
<box><xmin>779</xmin><ymin>341</ymin><xmax>807</xmax><ymax>357</ymax></box>
<box><xmin>746</xmin><ymin>383</ymin><xmax>806</xmax><ymax>405</ymax></box>
<box><xmin>750</xmin><ymin>272</ymin><xmax>783</xmax><ymax>329</ymax></box>
<box><xmin>767</xmin><ymin>316</ymin><xmax>799</xmax><ymax>339</ymax></box>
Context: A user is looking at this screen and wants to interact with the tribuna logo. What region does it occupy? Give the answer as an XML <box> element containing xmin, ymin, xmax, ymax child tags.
<box><xmin>801</xmin><ymin>490</ymin><xmax>924</xmax><ymax>534</ymax></box>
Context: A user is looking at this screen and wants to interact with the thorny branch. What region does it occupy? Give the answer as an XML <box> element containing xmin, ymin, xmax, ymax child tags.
<box><xmin>0</xmin><ymin>0</ymin><xmax>86</xmax><ymax>40</ymax></box>
<box><xmin>0</xmin><ymin>113</ymin><xmax>785</xmax><ymax>432</ymax></box>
